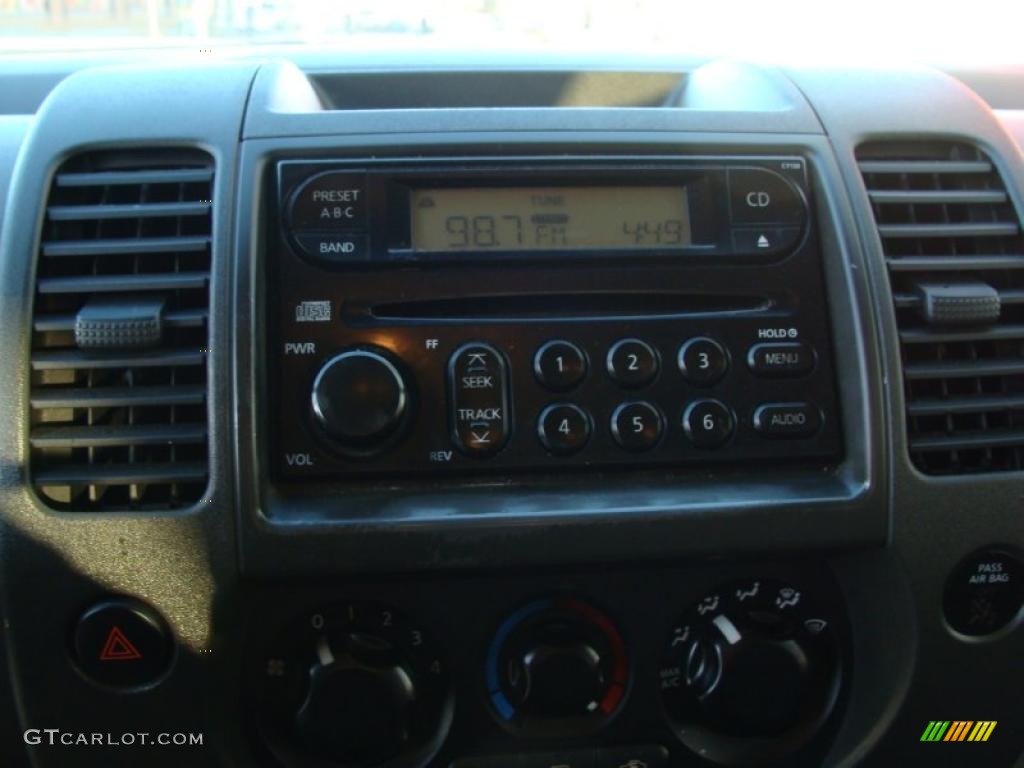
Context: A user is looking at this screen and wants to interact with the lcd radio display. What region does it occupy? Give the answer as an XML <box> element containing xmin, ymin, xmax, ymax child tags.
<box><xmin>410</xmin><ymin>186</ymin><xmax>691</xmax><ymax>251</ymax></box>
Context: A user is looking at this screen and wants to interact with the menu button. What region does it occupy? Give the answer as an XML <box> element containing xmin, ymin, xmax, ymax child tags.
<box><xmin>747</xmin><ymin>342</ymin><xmax>816</xmax><ymax>377</ymax></box>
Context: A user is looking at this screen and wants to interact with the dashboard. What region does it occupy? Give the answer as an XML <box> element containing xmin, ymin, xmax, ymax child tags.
<box><xmin>0</xmin><ymin>52</ymin><xmax>1022</xmax><ymax>768</ymax></box>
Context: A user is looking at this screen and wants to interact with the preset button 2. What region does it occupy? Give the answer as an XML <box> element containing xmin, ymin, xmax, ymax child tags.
<box><xmin>449</xmin><ymin>343</ymin><xmax>510</xmax><ymax>457</ymax></box>
<box><xmin>607</xmin><ymin>339</ymin><xmax>659</xmax><ymax>388</ymax></box>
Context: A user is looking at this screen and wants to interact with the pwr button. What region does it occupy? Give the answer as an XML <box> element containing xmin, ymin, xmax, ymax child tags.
<box><xmin>73</xmin><ymin>599</ymin><xmax>173</xmax><ymax>690</ymax></box>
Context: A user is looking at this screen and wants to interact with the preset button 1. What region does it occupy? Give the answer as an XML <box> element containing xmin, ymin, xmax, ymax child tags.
<box><xmin>449</xmin><ymin>343</ymin><xmax>510</xmax><ymax>457</ymax></box>
<box><xmin>534</xmin><ymin>340</ymin><xmax>588</xmax><ymax>391</ymax></box>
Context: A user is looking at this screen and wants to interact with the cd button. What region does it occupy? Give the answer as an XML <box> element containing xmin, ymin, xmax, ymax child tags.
<box><xmin>289</xmin><ymin>172</ymin><xmax>368</xmax><ymax>230</ymax></box>
<box><xmin>731</xmin><ymin>226</ymin><xmax>802</xmax><ymax>255</ymax></box>
<box><xmin>753</xmin><ymin>403</ymin><xmax>822</xmax><ymax>438</ymax></box>
<box><xmin>538</xmin><ymin>403</ymin><xmax>592</xmax><ymax>456</ymax></box>
<box><xmin>607</xmin><ymin>339</ymin><xmax>659</xmax><ymax>388</ymax></box>
<box><xmin>294</xmin><ymin>232</ymin><xmax>370</xmax><ymax>262</ymax></box>
<box><xmin>728</xmin><ymin>168</ymin><xmax>804</xmax><ymax>226</ymax></box>
<box><xmin>535</xmin><ymin>340</ymin><xmax>588</xmax><ymax>391</ymax></box>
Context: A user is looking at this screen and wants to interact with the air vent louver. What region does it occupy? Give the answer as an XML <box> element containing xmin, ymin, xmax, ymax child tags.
<box><xmin>29</xmin><ymin>149</ymin><xmax>213</xmax><ymax>509</ymax></box>
<box><xmin>858</xmin><ymin>141</ymin><xmax>1024</xmax><ymax>474</ymax></box>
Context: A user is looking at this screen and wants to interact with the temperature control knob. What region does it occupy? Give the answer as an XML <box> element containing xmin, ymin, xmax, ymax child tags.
<box><xmin>660</xmin><ymin>578</ymin><xmax>841</xmax><ymax>765</ymax></box>
<box><xmin>257</xmin><ymin>602</ymin><xmax>451</xmax><ymax>768</ymax></box>
<box><xmin>311</xmin><ymin>347</ymin><xmax>411</xmax><ymax>454</ymax></box>
<box><xmin>486</xmin><ymin>598</ymin><xmax>628</xmax><ymax>731</ymax></box>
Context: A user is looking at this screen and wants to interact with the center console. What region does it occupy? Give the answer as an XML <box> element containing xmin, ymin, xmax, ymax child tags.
<box><xmin>249</xmin><ymin>150</ymin><xmax>856</xmax><ymax>768</ymax></box>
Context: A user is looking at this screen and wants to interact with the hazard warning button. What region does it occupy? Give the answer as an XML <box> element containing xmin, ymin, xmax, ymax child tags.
<box><xmin>72</xmin><ymin>599</ymin><xmax>173</xmax><ymax>689</ymax></box>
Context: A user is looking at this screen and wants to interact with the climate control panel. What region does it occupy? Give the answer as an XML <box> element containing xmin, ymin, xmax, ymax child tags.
<box><xmin>246</xmin><ymin>561</ymin><xmax>848</xmax><ymax>768</ymax></box>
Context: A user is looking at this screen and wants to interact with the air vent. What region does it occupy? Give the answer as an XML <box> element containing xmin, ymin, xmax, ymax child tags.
<box><xmin>29</xmin><ymin>149</ymin><xmax>213</xmax><ymax>509</ymax></box>
<box><xmin>858</xmin><ymin>140</ymin><xmax>1024</xmax><ymax>474</ymax></box>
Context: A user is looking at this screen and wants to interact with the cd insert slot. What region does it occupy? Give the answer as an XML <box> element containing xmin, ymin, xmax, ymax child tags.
<box><xmin>361</xmin><ymin>293</ymin><xmax>775</xmax><ymax>323</ymax></box>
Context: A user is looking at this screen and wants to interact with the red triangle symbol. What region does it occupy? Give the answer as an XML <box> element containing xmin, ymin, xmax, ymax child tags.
<box><xmin>99</xmin><ymin>625</ymin><xmax>143</xmax><ymax>662</ymax></box>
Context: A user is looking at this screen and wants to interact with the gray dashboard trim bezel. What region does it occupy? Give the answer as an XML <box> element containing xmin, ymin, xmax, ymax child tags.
<box><xmin>232</xmin><ymin>128</ymin><xmax>886</xmax><ymax>577</ymax></box>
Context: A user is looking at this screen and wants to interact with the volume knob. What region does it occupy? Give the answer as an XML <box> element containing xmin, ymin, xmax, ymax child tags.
<box><xmin>311</xmin><ymin>347</ymin><xmax>409</xmax><ymax>453</ymax></box>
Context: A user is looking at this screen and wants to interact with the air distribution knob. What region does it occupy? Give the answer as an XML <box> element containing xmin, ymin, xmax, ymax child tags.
<box><xmin>310</xmin><ymin>347</ymin><xmax>410</xmax><ymax>453</ymax></box>
<box><xmin>682</xmin><ymin>611</ymin><xmax>811</xmax><ymax>737</ymax></box>
<box><xmin>660</xmin><ymin>578</ymin><xmax>842</xmax><ymax>765</ymax></box>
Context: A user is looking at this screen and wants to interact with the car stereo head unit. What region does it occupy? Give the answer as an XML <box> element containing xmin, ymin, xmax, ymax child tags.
<box><xmin>268</xmin><ymin>156</ymin><xmax>841</xmax><ymax>481</ymax></box>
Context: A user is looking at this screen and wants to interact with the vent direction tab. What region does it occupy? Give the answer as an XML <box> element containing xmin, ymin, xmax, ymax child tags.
<box><xmin>74</xmin><ymin>296</ymin><xmax>165</xmax><ymax>350</ymax></box>
<box><xmin>914</xmin><ymin>281</ymin><xmax>1000</xmax><ymax>326</ymax></box>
